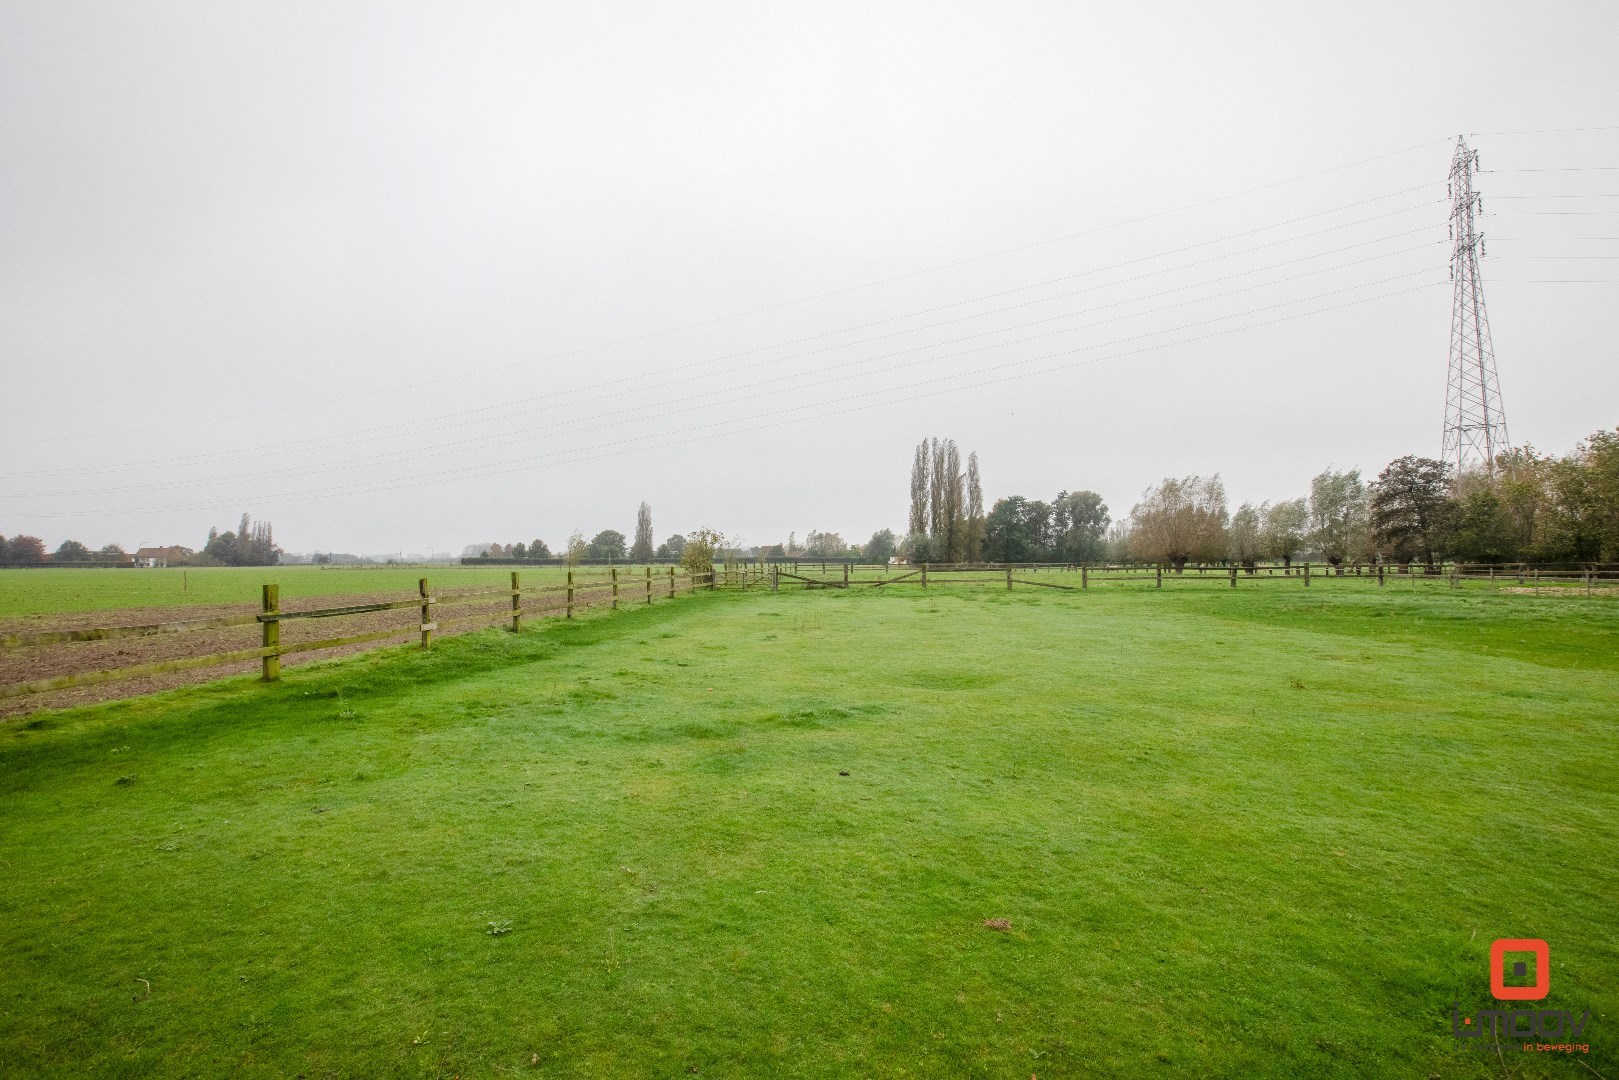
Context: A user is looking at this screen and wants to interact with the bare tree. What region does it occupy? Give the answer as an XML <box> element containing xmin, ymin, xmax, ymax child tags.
<box><xmin>1129</xmin><ymin>475</ymin><xmax>1229</xmax><ymax>570</ymax></box>
<box><xmin>631</xmin><ymin>501</ymin><xmax>655</xmax><ymax>562</ymax></box>
<box><xmin>564</xmin><ymin>530</ymin><xmax>586</xmax><ymax>567</ymax></box>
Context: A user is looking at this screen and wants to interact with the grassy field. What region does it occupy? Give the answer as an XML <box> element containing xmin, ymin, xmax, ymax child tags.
<box><xmin>1</xmin><ymin>583</ymin><xmax>1615</xmax><ymax>1077</ymax></box>
<box><xmin>0</xmin><ymin>565</ymin><xmax>671</xmax><ymax>618</ymax></box>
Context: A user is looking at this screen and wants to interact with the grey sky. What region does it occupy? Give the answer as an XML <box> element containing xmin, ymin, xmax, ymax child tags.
<box><xmin>3</xmin><ymin>2</ymin><xmax>1616</xmax><ymax>555</ymax></box>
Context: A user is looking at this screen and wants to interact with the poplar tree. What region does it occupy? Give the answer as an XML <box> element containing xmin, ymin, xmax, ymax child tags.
<box><xmin>909</xmin><ymin>439</ymin><xmax>930</xmax><ymax>539</ymax></box>
<box><xmin>965</xmin><ymin>452</ymin><xmax>985</xmax><ymax>561</ymax></box>
<box><xmin>632</xmin><ymin>501</ymin><xmax>655</xmax><ymax>562</ymax></box>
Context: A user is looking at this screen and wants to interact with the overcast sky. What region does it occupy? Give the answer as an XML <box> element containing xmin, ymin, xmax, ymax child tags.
<box><xmin>3</xmin><ymin>2</ymin><xmax>1617</xmax><ymax>555</ymax></box>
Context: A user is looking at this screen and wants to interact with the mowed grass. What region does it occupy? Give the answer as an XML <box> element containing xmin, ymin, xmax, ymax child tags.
<box><xmin>0</xmin><ymin>565</ymin><xmax>669</xmax><ymax>618</ymax></box>
<box><xmin>1</xmin><ymin>583</ymin><xmax>1615</xmax><ymax>1078</ymax></box>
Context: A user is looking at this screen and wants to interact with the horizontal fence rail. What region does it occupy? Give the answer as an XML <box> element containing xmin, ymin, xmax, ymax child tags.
<box><xmin>1</xmin><ymin>568</ymin><xmax>714</xmax><ymax>700</ymax></box>
<box><xmin>6</xmin><ymin>560</ymin><xmax>1611</xmax><ymax>704</ymax></box>
<box><xmin>724</xmin><ymin>560</ymin><xmax>1619</xmax><ymax>594</ymax></box>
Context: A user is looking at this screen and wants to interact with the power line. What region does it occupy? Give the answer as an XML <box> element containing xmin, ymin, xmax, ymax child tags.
<box><xmin>1471</xmin><ymin>126</ymin><xmax>1619</xmax><ymax>136</ymax></box>
<box><xmin>9</xmin><ymin>220</ymin><xmax>1444</xmax><ymax>482</ymax></box>
<box><xmin>4</xmin><ymin>194</ymin><xmax>1444</xmax><ymax>475</ymax></box>
<box><xmin>1482</xmin><ymin>166</ymin><xmax>1619</xmax><ymax>172</ymax></box>
<box><xmin>13</xmin><ymin>249</ymin><xmax>1441</xmax><ymax>498</ymax></box>
<box><xmin>4</xmin><ymin>142</ymin><xmax>1452</xmax><ymax>449</ymax></box>
<box><xmin>14</xmin><ymin>280</ymin><xmax>1446</xmax><ymax>519</ymax></box>
<box><xmin>1485</xmin><ymin>193</ymin><xmax>1619</xmax><ymax>199</ymax></box>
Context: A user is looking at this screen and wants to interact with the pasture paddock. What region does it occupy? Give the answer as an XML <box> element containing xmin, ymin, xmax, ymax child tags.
<box><xmin>1</xmin><ymin>585</ymin><xmax>1615</xmax><ymax>1078</ymax></box>
<box><xmin>0</xmin><ymin>565</ymin><xmax>667</xmax><ymax>619</ymax></box>
<box><xmin>0</xmin><ymin>566</ymin><xmax>706</xmax><ymax>715</ymax></box>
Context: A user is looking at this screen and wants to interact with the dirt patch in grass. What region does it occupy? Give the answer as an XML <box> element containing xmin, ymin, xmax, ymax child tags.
<box><xmin>0</xmin><ymin>588</ymin><xmax>592</xmax><ymax>717</ymax></box>
<box><xmin>1499</xmin><ymin>585</ymin><xmax>1619</xmax><ymax>597</ymax></box>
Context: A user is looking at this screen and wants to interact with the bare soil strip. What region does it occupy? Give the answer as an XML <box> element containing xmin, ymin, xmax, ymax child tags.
<box><xmin>0</xmin><ymin>588</ymin><xmax>606</xmax><ymax>718</ymax></box>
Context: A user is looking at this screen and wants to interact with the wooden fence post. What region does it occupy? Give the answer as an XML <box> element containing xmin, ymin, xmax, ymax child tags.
<box><xmin>843</xmin><ymin>563</ymin><xmax>849</xmax><ymax>588</ymax></box>
<box><xmin>1229</xmin><ymin>565</ymin><xmax>1237</xmax><ymax>588</ymax></box>
<box><xmin>1081</xmin><ymin>565</ymin><xmax>1088</xmax><ymax>589</ymax></box>
<box><xmin>567</xmin><ymin>568</ymin><xmax>575</xmax><ymax>619</ymax></box>
<box><xmin>1378</xmin><ymin>563</ymin><xmax>1385</xmax><ymax>588</ymax></box>
<box><xmin>261</xmin><ymin>583</ymin><xmax>280</xmax><ymax>681</ymax></box>
<box><xmin>611</xmin><ymin>566</ymin><xmax>619</xmax><ymax>609</ymax></box>
<box><xmin>669</xmin><ymin>565</ymin><xmax>675</xmax><ymax>598</ymax></box>
<box><xmin>646</xmin><ymin>565</ymin><xmax>653</xmax><ymax>604</ymax></box>
<box><xmin>1155</xmin><ymin>565</ymin><xmax>1162</xmax><ymax>589</ymax></box>
<box><xmin>1006</xmin><ymin>567</ymin><xmax>1013</xmax><ymax>591</ymax></box>
<box><xmin>771</xmin><ymin>564</ymin><xmax>779</xmax><ymax>592</ymax></box>
<box><xmin>419</xmin><ymin>578</ymin><xmax>433</xmax><ymax>649</ymax></box>
<box><xmin>511</xmin><ymin>571</ymin><xmax>522</xmax><ymax>632</ymax></box>
<box><xmin>922</xmin><ymin>563</ymin><xmax>929</xmax><ymax>589</ymax></box>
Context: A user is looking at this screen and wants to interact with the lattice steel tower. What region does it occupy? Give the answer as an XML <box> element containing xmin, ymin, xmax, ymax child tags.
<box><xmin>1442</xmin><ymin>135</ymin><xmax>1510</xmax><ymax>473</ymax></box>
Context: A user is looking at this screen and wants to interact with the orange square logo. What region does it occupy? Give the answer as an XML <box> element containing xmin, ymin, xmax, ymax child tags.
<box><xmin>1490</xmin><ymin>938</ymin><xmax>1549</xmax><ymax>1001</ymax></box>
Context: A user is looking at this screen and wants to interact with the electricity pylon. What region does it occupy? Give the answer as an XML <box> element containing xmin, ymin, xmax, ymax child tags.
<box><xmin>1441</xmin><ymin>135</ymin><xmax>1510</xmax><ymax>474</ymax></box>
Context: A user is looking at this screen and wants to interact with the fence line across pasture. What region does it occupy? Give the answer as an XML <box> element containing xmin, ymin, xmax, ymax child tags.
<box><xmin>736</xmin><ymin>560</ymin><xmax>1619</xmax><ymax>594</ymax></box>
<box><xmin>4</xmin><ymin>559</ymin><xmax>1612</xmax><ymax>706</ymax></box>
<box><xmin>0</xmin><ymin>567</ymin><xmax>715</xmax><ymax>700</ymax></box>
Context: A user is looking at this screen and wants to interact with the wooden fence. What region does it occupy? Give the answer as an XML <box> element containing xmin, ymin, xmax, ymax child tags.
<box><xmin>6</xmin><ymin>558</ymin><xmax>1611</xmax><ymax>704</ymax></box>
<box><xmin>1</xmin><ymin>567</ymin><xmax>713</xmax><ymax>700</ymax></box>
<box><xmin>733</xmin><ymin>560</ymin><xmax>1619</xmax><ymax>593</ymax></box>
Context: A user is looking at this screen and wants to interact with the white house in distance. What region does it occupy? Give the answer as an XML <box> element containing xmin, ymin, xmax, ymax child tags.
<box><xmin>132</xmin><ymin>546</ymin><xmax>192</xmax><ymax>568</ymax></box>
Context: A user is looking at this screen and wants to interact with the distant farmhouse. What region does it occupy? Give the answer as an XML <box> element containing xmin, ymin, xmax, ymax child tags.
<box><xmin>132</xmin><ymin>546</ymin><xmax>193</xmax><ymax>568</ymax></box>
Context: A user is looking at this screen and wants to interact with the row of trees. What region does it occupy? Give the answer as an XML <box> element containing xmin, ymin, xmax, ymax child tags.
<box><xmin>200</xmin><ymin>514</ymin><xmax>281</xmax><ymax>566</ymax></box>
<box><xmin>0</xmin><ymin>535</ymin><xmax>129</xmax><ymax>564</ymax></box>
<box><xmin>2</xmin><ymin>514</ymin><xmax>278</xmax><ymax>567</ymax></box>
<box><xmin>981</xmin><ymin>490</ymin><xmax>1110</xmax><ymax>563</ymax></box>
<box><xmin>1118</xmin><ymin>428</ymin><xmax>1619</xmax><ymax>568</ymax></box>
<box><xmin>905</xmin><ymin>437</ymin><xmax>984</xmax><ymax>562</ymax></box>
<box><xmin>467</xmin><ymin>503</ymin><xmax>695</xmax><ymax>564</ymax></box>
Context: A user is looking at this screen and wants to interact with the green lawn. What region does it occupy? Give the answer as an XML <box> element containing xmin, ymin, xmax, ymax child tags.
<box><xmin>1</xmin><ymin>584</ymin><xmax>1615</xmax><ymax>1077</ymax></box>
<box><xmin>0</xmin><ymin>565</ymin><xmax>669</xmax><ymax>618</ymax></box>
